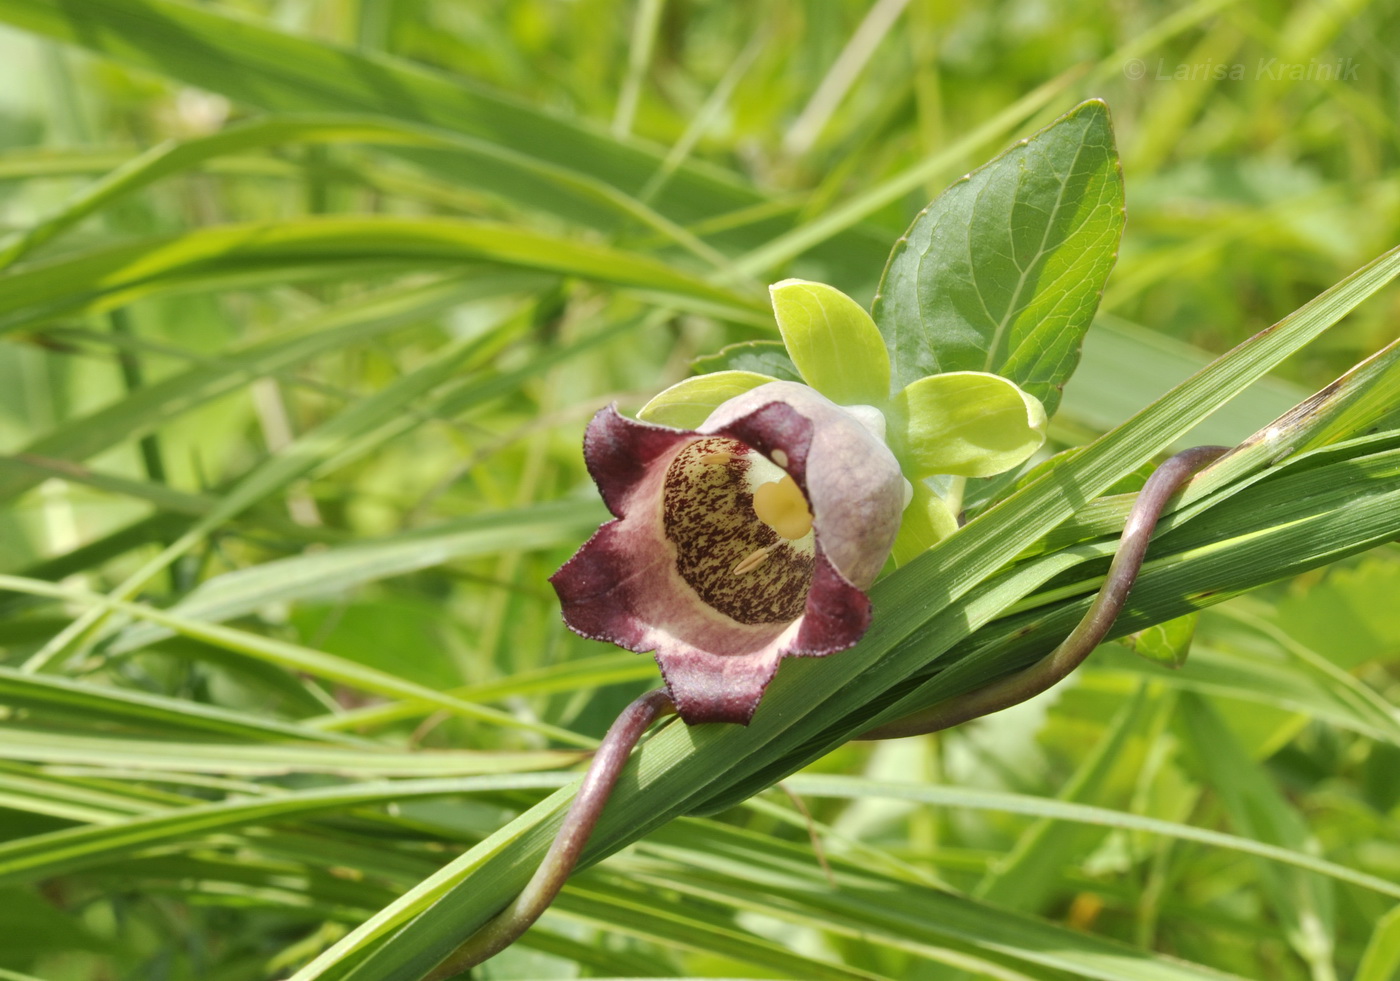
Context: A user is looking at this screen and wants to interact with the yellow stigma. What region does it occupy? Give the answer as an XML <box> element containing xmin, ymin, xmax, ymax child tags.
<box><xmin>752</xmin><ymin>474</ymin><xmax>813</xmax><ymax>540</ymax></box>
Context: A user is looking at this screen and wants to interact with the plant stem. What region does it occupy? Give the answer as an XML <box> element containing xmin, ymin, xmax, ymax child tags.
<box><xmin>426</xmin><ymin>687</ymin><xmax>676</xmax><ymax>980</ymax></box>
<box><xmin>860</xmin><ymin>444</ymin><xmax>1229</xmax><ymax>739</ymax></box>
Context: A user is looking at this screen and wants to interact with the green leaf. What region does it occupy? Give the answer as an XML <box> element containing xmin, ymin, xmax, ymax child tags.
<box><xmin>0</xmin><ymin>114</ymin><xmax>739</xmax><ymax>275</ymax></box>
<box><xmin>1356</xmin><ymin>905</ymin><xmax>1400</xmax><ymax>981</ymax></box>
<box><xmin>636</xmin><ymin>370</ymin><xmax>776</xmax><ymax>428</ymax></box>
<box><xmin>634</xmin><ymin>821</ymin><xmax>1258</xmax><ymax>981</ymax></box>
<box><xmin>0</xmin><ymin>273</ymin><xmax>530</xmax><ymax>503</ymax></box>
<box><xmin>890</xmin><ymin>371</ymin><xmax>1047</xmax><ymax>478</ymax></box>
<box><xmin>0</xmin><ymin>773</ymin><xmax>571</xmax><ymax>887</ymax></box>
<box><xmin>307</xmin><ymin>653</ymin><xmax>656</xmax><ymax>734</ymax></box>
<box><xmin>1177</xmin><ymin>694</ymin><xmax>1337</xmax><ymax>975</ymax></box>
<box><xmin>0</xmin><ymin>574</ymin><xmax>594</xmax><ymax>748</ymax></box>
<box><xmin>769</xmin><ymin>279</ymin><xmax>890</xmax><ymax>405</ymax></box>
<box><xmin>691</xmin><ymin>340</ymin><xmax>803</xmax><ymax>382</ymax></box>
<box><xmin>106</xmin><ymin>501</ymin><xmax>606</xmax><ymax>657</ymax></box>
<box><xmin>0</xmin><ymin>0</ymin><xmax>743</xmax><ymax>234</ymax></box>
<box><xmin>1094</xmin><ymin>630</ymin><xmax>1400</xmax><ymax>747</ymax></box>
<box><xmin>778</xmin><ymin>775</ymin><xmax>1400</xmax><ymax>902</ymax></box>
<box><xmin>0</xmin><ymin>0</ymin><xmax>890</xmax><ymax>274</ymax></box>
<box><xmin>871</xmin><ymin>100</ymin><xmax>1125</xmax><ymax>414</ymax></box>
<box><xmin>1259</xmin><ymin>334</ymin><xmax>1400</xmax><ymax>459</ymax></box>
<box><xmin>1060</xmin><ymin>314</ymin><xmax>1307</xmax><ymax>449</ymax></box>
<box><xmin>0</xmin><ymin>667</ymin><xmax>357</xmax><ymax>744</ymax></box>
<box><xmin>0</xmin><ymin>728</ymin><xmax>578</xmax><ymax>778</ymax></box>
<box><xmin>552</xmin><ymin>879</ymin><xmax>886</xmax><ymax>981</ymax></box>
<box><xmin>0</xmin><ymin>217</ymin><xmax>766</xmax><ymax>336</ymax></box>
<box><xmin>1118</xmin><ymin>612</ymin><xmax>1199</xmax><ymax>668</ymax></box>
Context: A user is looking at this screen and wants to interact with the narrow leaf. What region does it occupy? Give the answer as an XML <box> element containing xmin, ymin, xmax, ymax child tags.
<box><xmin>0</xmin><ymin>217</ymin><xmax>766</xmax><ymax>336</ymax></box>
<box><xmin>1356</xmin><ymin>905</ymin><xmax>1400</xmax><ymax>981</ymax></box>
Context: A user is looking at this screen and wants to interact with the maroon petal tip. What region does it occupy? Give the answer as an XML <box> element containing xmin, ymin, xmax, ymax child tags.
<box><xmin>654</xmin><ymin>647</ymin><xmax>783</xmax><ymax>725</ymax></box>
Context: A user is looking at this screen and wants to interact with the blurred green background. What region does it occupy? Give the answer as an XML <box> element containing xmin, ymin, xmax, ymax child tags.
<box><xmin>0</xmin><ymin>1</ymin><xmax>1398</xmax><ymax>979</ymax></box>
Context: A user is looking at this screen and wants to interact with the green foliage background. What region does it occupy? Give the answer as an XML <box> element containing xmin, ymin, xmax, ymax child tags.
<box><xmin>0</xmin><ymin>1</ymin><xmax>1397</xmax><ymax>980</ymax></box>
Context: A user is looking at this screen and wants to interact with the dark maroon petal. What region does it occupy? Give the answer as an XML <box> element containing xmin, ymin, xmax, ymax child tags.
<box><xmin>712</xmin><ymin>400</ymin><xmax>812</xmax><ymax>487</ymax></box>
<box><xmin>551</xmin><ymin>498</ymin><xmax>794</xmax><ymax>675</ymax></box>
<box><xmin>790</xmin><ymin>553</ymin><xmax>872</xmax><ymax>656</ymax></box>
<box><xmin>583</xmin><ymin>406</ymin><xmax>692</xmax><ymax>518</ymax></box>
<box><xmin>654</xmin><ymin>646</ymin><xmax>784</xmax><ymax>725</ymax></box>
<box><xmin>549</xmin><ymin>520</ymin><xmax>657</xmax><ymax>651</ymax></box>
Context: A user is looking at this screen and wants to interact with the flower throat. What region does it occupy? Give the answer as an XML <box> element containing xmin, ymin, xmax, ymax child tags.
<box><xmin>661</xmin><ymin>437</ymin><xmax>815</xmax><ymax>626</ymax></box>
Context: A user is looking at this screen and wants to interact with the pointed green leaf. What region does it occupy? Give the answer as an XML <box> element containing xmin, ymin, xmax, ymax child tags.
<box><xmin>0</xmin><ymin>217</ymin><xmax>766</xmax><ymax>336</ymax></box>
<box><xmin>769</xmin><ymin>279</ymin><xmax>890</xmax><ymax>405</ymax></box>
<box><xmin>872</xmin><ymin>100</ymin><xmax>1124</xmax><ymax>415</ymax></box>
<box><xmin>636</xmin><ymin>370</ymin><xmax>777</xmax><ymax>428</ymax></box>
<box><xmin>890</xmin><ymin>371</ymin><xmax>1047</xmax><ymax>478</ymax></box>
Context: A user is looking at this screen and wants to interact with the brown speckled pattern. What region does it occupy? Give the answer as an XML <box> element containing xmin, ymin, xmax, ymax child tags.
<box><xmin>662</xmin><ymin>437</ymin><xmax>813</xmax><ymax>625</ymax></box>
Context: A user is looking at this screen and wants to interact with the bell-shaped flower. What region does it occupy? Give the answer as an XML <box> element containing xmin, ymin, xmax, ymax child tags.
<box><xmin>550</xmin><ymin>382</ymin><xmax>905</xmax><ymax>724</ymax></box>
<box><xmin>552</xmin><ymin>278</ymin><xmax>1049</xmax><ymax>725</ymax></box>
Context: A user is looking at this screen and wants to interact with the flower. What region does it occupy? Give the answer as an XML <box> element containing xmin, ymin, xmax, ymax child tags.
<box><xmin>550</xmin><ymin>278</ymin><xmax>1049</xmax><ymax>726</ymax></box>
<box><xmin>550</xmin><ymin>381</ymin><xmax>906</xmax><ymax>725</ymax></box>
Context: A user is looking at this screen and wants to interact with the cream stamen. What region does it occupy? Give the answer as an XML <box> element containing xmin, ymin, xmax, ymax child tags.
<box><xmin>732</xmin><ymin>546</ymin><xmax>773</xmax><ymax>575</ymax></box>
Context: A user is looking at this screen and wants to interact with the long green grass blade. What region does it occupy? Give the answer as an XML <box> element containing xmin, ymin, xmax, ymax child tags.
<box><xmin>0</xmin><ymin>774</ymin><xmax>569</xmax><ymax>887</ymax></box>
<box><xmin>0</xmin><ymin>114</ymin><xmax>744</xmax><ymax>274</ymax></box>
<box><xmin>0</xmin><ymin>217</ymin><xmax>765</xmax><ymax>336</ymax></box>
<box><xmin>0</xmin><ymin>575</ymin><xmax>593</xmax><ymax>747</ymax></box>
<box><xmin>0</xmin><ymin>273</ymin><xmax>539</xmax><ymax>503</ymax></box>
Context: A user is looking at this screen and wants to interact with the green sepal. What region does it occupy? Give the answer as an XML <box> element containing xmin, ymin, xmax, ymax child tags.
<box><xmin>890</xmin><ymin>482</ymin><xmax>959</xmax><ymax>566</ymax></box>
<box><xmin>770</xmin><ymin>279</ymin><xmax>890</xmax><ymax>406</ymax></box>
<box><xmin>637</xmin><ymin>370</ymin><xmax>776</xmax><ymax>428</ymax></box>
<box><xmin>889</xmin><ymin>370</ymin><xmax>1047</xmax><ymax>478</ymax></box>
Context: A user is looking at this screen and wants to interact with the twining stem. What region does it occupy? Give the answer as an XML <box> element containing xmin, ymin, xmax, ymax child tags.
<box><xmin>426</xmin><ymin>687</ymin><xmax>676</xmax><ymax>980</ymax></box>
<box><xmin>427</xmin><ymin>445</ymin><xmax>1226</xmax><ymax>975</ymax></box>
<box><xmin>859</xmin><ymin>444</ymin><xmax>1229</xmax><ymax>739</ymax></box>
